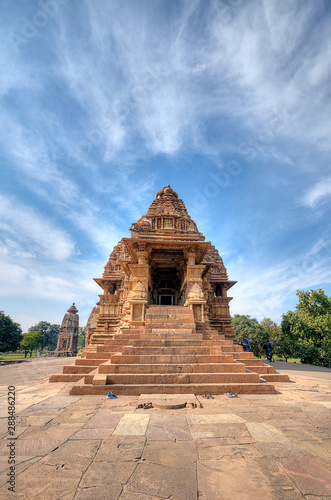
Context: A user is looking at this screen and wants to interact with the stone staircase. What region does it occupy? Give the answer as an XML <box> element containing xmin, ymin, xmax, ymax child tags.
<box><xmin>50</xmin><ymin>305</ymin><xmax>289</xmax><ymax>394</ymax></box>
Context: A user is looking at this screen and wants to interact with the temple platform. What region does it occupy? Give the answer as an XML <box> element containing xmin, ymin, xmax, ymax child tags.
<box><xmin>50</xmin><ymin>306</ymin><xmax>289</xmax><ymax>395</ymax></box>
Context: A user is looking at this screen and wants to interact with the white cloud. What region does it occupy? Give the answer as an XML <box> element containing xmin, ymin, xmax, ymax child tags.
<box><xmin>229</xmin><ymin>236</ymin><xmax>331</xmax><ymax>322</ymax></box>
<box><xmin>301</xmin><ymin>177</ymin><xmax>331</xmax><ymax>207</ymax></box>
<box><xmin>0</xmin><ymin>251</ymin><xmax>104</xmax><ymax>330</ymax></box>
<box><xmin>0</xmin><ymin>195</ymin><xmax>74</xmax><ymax>261</ymax></box>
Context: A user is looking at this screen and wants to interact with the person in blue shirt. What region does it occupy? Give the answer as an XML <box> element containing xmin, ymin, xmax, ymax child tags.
<box><xmin>264</xmin><ymin>339</ymin><xmax>274</xmax><ymax>362</ymax></box>
<box><xmin>241</xmin><ymin>336</ymin><xmax>250</xmax><ymax>351</ymax></box>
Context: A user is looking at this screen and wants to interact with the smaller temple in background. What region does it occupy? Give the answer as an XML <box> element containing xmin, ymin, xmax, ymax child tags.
<box><xmin>53</xmin><ymin>303</ymin><xmax>79</xmax><ymax>356</ymax></box>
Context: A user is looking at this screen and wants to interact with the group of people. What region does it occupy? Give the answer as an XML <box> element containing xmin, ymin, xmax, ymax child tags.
<box><xmin>241</xmin><ymin>336</ymin><xmax>274</xmax><ymax>362</ymax></box>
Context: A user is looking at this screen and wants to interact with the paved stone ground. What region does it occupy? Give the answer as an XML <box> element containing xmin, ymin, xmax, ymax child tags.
<box><xmin>0</xmin><ymin>358</ymin><xmax>330</xmax><ymax>499</ymax></box>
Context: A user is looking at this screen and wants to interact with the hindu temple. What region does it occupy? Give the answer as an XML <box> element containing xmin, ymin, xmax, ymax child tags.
<box><xmin>50</xmin><ymin>185</ymin><xmax>288</xmax><ymax>393</ymax></box>
<box><xmin>53</xmin><ymin>303</ymin><xmax>79</xmax><ymax>356</ymax></box>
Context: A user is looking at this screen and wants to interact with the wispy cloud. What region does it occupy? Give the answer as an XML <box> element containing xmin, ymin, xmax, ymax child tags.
<box><xmin>230</xmin><ymin>233</ymin><xmax>331</xmax><ymax>321</ymax></box>
<box><xmin>0</xmin><ymin>195</ymin><xmax>74</xmax><ymax>261</ymax></box>
<box><xmin>301</xmin><ymin>177</ymin><xmax>331</xmax><ymax>207</ymax></box>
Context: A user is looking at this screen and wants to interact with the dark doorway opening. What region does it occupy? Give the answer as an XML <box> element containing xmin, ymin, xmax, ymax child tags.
<box><xmin>151</xmin><ymin>267</ymin><xmax>181</xmax><ymax>305</ymax></box>
<box><xmin>160</xmin><ymin>295</ymin><xmax>173</xmax><ymax>305</ymax></box>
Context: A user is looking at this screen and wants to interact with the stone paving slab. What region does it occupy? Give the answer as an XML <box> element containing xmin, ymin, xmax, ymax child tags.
<box><xmin>190</xmin><ymin>422</ymin><xmax>251</xmax><ymax>439</ymax></box>
<box><xmin>0</xmin><ymin>359</ymin><xmax>330</xmax><ymax>498</ymax></box>
<box><xmin>146</xmin><ymin>413</ymin><xmax>191</xmax><ymax>441</ymax></box>
<box><xmin>197</xmin><ymin>457</ymin><xmax>275</xmax><ymax>500</ymax></box>
<box><xmin>94</xmin><ymin>436</ymin><xmax>146</xmax><ymax>462</ymax></box>
<box><xmin>142</xmin><ymin>440</ymin><xmax>197</xmax><ymax>467</ymax></box>
<box><xmin>78</xmin><ymin>461</ymin><xmax>137</xmax><ymax>496</ymax></box>
<box><xmin>0</xmin><ymin>456</ymin><xmax>40</xmax><ymax>488</ymax></box>
<box><xmin>245</xmin><ymin>422</ymin><xmax>290</xmax><ymax>443</ymax></box>
<box><xmin>187</xmin><ymin>413</ymin><xmax>245</xmax><ymax>424</ymax></box>
<box><xmin>82</xmin><ymin>408</ymin><xmax>123</xmax><ymax>428</ymax></box>
<box><xmin>14</xmin><ymin>463</ymin><xmax>83</xmax><ymax>499</ymax></box>
<box><xmin>125</xmin><ymin>461</ymin><xmax>197</xmax><ymax>500</ymax></box>
<box><xmin>113</xmin><ymin>414</ymin><xmax>150</xmax><ymax>436</ymax></box>
<box><xmin>277</xmin><ymin>456</ymin><xmax>331</xmax><ymax>496</ymax></box>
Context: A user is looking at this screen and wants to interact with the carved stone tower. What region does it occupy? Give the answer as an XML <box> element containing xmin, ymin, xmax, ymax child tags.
<box><xmin>54</xmin><ymin>303</ymin><xmax>79</xmax><ymax>356</ymax></box>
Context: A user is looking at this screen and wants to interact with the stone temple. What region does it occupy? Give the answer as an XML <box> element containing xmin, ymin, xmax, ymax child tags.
<box><xmin>53</xmin><ymin>303</ymin><xmax>79</xmax><ymax>356</ymax></box>
<box><xmin>50</xmin><ymin>185</ymin><xmax>288</xmax><ymax>393</ymax></box>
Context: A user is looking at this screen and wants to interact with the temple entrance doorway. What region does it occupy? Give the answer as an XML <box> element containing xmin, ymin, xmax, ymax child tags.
<box><xmin>151</xmin><ymin>266</ymin><xmax>182</xmax><ymax>306</ymax></box>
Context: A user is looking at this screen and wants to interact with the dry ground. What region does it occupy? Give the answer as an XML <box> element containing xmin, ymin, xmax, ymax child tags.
<box><xmin>0</xmin><ymin>357</ymin><xmax>330</xmax><ymax>499</ymax></box>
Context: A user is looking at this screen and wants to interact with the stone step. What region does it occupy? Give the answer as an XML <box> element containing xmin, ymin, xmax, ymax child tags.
<box><xmin>221</xmin><ymin>346</ymin><xmax>243</xmax><ymax>353</ymax></box>
<box><xmin>109</xmin><ymin>333</ymin><xmax>203</xmax><ymax>340</ymax></box>
<box><xmin>146</xmin><ymin>308</ymin><xmax>193</xmax><ymax>314</ymax></box>
<box><xmin>146</xmin><ymin>319</ymin><xmax>195</xmax><ymax>330</ymax></box>
<box><xmin>109</xmin><ymin>354</ymin><xmax>234</xmax><ymax>364</ymax></box>
<box><xmin>129</xmin><ymin>339</ymin><xmax>231</xmax><ymax>347</ymax></box>
<box><xmin>260</xmin><ymin>374</ymin><xmax>290</xmax><ymax>382</ymax></box>
<box><xmin>145</xmin><ymin>315</ymin><xmax>194</xmax><ymax>321</ymax></box>
<box><xmin>63</xmin><ymin>365</ymin><xmax>96</xmax><ymax>374</ymax></box>
<box><xmin>233</xmin><ymin>352</ymin><xmax>255</xmax><ymax>360</ymax></box>
<box><xmin>103</xmin><ymin>339</ymin><xmax>137</xmax><ymax>346</ymax></box>
<box><xmin>123</xmin><ymin>334</ymin><xmax>203</xmax><ymax>341</ymax></box>
<box><xmin>75</xmin><ymin>358</ymin><xmax>109</xmax><ymax>366</ymax></box>
<box><xmin>98</xmin><ymin>340</ymin><xmax>227</xmax><ymax>353</ymax></box>
<box><xmin>98</xmin><ymin>341</ymin><xmax>229</xmax><ymax>351</ymax></box>
<box><xmin>99</xmin><ymin>362</ymin><xmax>247</xmax><ymax>374</ymax></box>
<box><xmin>202</xmin><ymin>339</ymin><xmax>232</xmax><ymax>346</ymax></box>
<box><xmin>96</xmin><ymin>345</ymin><xmax>128</xmax><ymax>353</ymax></box>
<box><xmin>70</xmin><ymin>382</ymin><xmax>275</xmax><ymax>396</ymax></box>
<box><xmin>238</xmin><ymin>359</ymin><xmax>264</xmax><ymax>366</ymax></box>
<box><xmin>147</xmin><ymin>305</ymin><xmax>189</xmax><ymax>308</ymax></box>
<box><xmin>50</xmin><ymin>373</ymin><xmax>86</xmax><ymax>382</ymax></box>
<box><xmin>118</xmin><ymin>328</ymin><xmax>145</xmax><ymax>334</ymax></box>
<box><xmin>248</xmin><ymin>366</ymin><xmax>278</xmax><ymax>374</ymax></box>
<box><xmin>120</xmin><ymin>346</ymin><xmax>224</xmax><ymax>356</ymax></box>
<box><xmin>104</xmin><ymin>372</ymin><xmax>261</xmax><ymax>385</ymax></box>
<box><xmin>149</xmin><ymin>328</ymin><xmax>194</xmax><ymax>335</ymax></box>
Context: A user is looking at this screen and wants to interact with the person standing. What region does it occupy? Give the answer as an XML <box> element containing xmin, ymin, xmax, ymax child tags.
<box><xmin>264</xmin><ymin>339</ymin><xmax>274</xmax><ymax>362</ymax></box>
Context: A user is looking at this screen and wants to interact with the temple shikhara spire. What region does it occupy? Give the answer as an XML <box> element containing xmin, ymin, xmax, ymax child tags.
<box><xmin>51</xmin><ymin>186</ymin><xmax>289</xmax><ymax>394</ymax></box>
<box><xmin>53</xmin><ymin>303</ymin><xmax>79</xmax><ymax>356</ymax></box>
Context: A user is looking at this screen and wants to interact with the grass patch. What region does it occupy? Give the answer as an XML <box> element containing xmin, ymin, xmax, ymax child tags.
<box><xmin>0</xmin><ymin>352</ymin><xmax>47</xmax><ymax>359</ymax></box>
<box><xmin>261</xmin><ymin>355</ymin><xmax>301</xmax><ymax>363</ymax></box>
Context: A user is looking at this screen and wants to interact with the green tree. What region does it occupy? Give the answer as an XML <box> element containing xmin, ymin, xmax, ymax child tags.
<box><xmin>29</xmin><ymin>322</ymin><xmax>60</xmax><ymax>352</ymax></box>
<box><xmin>281</xmin><ymin>289</ymin><xmax>331</xmax><ymax>367</ymax></box>
<box><xmin>20</xmin><ymin>331</ymin><xmax>44</xmax><ymax>357</ymax></box>
<box><xmin>232</xmin><ymin>315</ymin><xmax>266</xmax><ymax>358</ymax></box>
<box><xmin>320</xmin><ymin>336</ymin><xmax>331</xmax><ymax>368</ymax></box>
<box><xmin>0</xmin><ymin>311</ymin><xmax>22</xmax><ymax>353</ymax></box>
<box><xmin>296</xmin><ymin>289</ymin><xmax>331</xmax><ymax>318</ymax></box>
<box><xmin>78</xmin><ymin>326</ymin><xmax>86</xmax><ymax>349</ymax></box>
<box><xmin>279</xmin><ymin>310</ymin><xmax>305</xmax><ymax>361</ymax></box>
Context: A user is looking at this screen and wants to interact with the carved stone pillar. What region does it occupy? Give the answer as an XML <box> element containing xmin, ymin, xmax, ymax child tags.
<box><xmin>184</xmin><ymin>282</ymin><xmax>206</xmax><ymax>324</ymax></box>
<box><xmin>128</xmin><ymin>282</ymin><xmax>148</xmax><ymax>324</ymax></box>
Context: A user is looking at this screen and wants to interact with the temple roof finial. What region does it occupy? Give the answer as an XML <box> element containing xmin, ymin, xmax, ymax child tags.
<box><xmin>155</xmin><ymin>185</ymin><xmax>178</xmax><ymax>199</ymax></box>
<box><xmin>67</xmin><ymin>303</ymin><xmax>78</xmax><ymax>314</ymax></box>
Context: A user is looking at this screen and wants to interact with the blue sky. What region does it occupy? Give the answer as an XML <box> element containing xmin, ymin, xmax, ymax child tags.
<box><xmin>1</xmin><ymin>0</ymin><xmax>331</xmax><ymax>331</ymax></box>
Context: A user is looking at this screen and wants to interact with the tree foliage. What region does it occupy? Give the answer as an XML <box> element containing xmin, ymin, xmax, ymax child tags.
<box><xmin>232</xmin><ymin>315</ymin><xmax>267</xmax><ymax>358</ymax></box>
<box><xmin>28</xmin><ymin>322</ymin><xmax>60</xmax><ymax>351</ymax></box>
<box><xmin>78</xmin><ymin>327</ymin><xmax>86</xmax><ymax>349</ymax></box>
<box><xmin>0</xmin><ymin>311</ymin><xmax>22</xmax><ymax>352</ymax></box>
<box><xmin>281</xmin><ymin>289</ymin><xmax>331</xmax><ymax>367</ymax></box>
<box><xmin>296</xmin><ymin>289</ymin><xmax>331</xmax><ymax>318</ymax></box>
<box><xmin>20</xmin><ymin>331</ymin><xmax>44</xmax><ymax>357</ymax></box>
